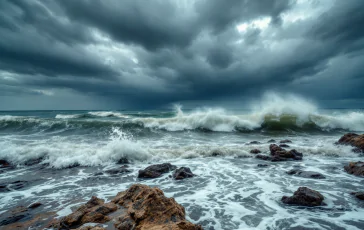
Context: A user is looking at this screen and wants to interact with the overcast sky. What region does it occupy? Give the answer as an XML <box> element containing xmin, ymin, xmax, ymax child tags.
<box><xmin>0</xmin><ymin>0</ymin><xmax>363</xmax><ymax>110</ymax></box>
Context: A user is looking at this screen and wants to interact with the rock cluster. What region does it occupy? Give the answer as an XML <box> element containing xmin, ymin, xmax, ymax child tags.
<box><xmin>138</xmin><ymin>163</ymin><xmax>177</xmax><ymax>178</ymax></box>
<box><xmin>50</xmin><ymin>184</ymin><xmax>201</xmax><ymax>230</ymax></box>
<box><xmin>337</xmin><ymin>133</ymin><xmax>364</xmax><ymax>152</ymax></box>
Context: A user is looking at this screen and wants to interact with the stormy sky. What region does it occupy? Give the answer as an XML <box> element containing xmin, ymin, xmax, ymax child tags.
<box><xmin>0</xmin><ymin>0</ymin><xmax>364</xmax><ymax>110</ymax></box>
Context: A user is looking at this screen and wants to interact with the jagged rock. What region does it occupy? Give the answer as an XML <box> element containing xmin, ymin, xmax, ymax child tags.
<box><xmin>250</xmin><ymin>149</ymin><xmax>261</xmax><ymax>154</ymax></box>
<box><xmin>280</xmin><ymin>139</ymin><xmax>292</xmax><ymax>143</ymax></box>
<box><xmin>337</xmin><ymin>133</ymin><xmax>364</xmax><ymax>152</ymax></box>
<box><xmin>269</xmin><ymin>144</ymin><xmax>302</xmax><ymax>161</ymax></box>
<box><xmin>112</xmin><ymin>184</ymin><xmax>202</xmax><ymax>230</ymax></box>
<box><xmin>286</xmin><ymin>169</ymin><xmax>325</xmax><ymax>179</ymax></box>
<box><xmin>282</xmin><ymin>187</ymin><xmax>325</xmax><ymax>206</ymax></box>
<box><xmin>279</xmin><ymin>144</ymin><xmax>290</xmax><ymax>148</ymax></box>
<box><xmin>344</xmin><ymin>162</ymin><xmax>364</xmax><ymax>176</ymax></box>
<box><xmin>28</xmin><ymin>202</ymin><xmax>42</xmax><ymax>209</ymax></box>
<box><xmin>173</xmin><ymin>167</ymin><xmax>195</xmax><ymax>180</ymax></box>
<box><xmin>267</xmin><ymin>139</ymin><xmax>276</xmax><ymax>143</ymax></box>
<box><xmin>0</xmin><ymin>181</ymin><xmax>28</xmax><ymax>192</ymax></box>
<box><xmin>351</xmin><ymin>192</ymin><xmax>364</xmax><ymax>200</ymax></box>
<box><xmin>52</xmin><ymin>196</ymin><xmax>117</xmax><ymax>229</ymax></box>
<box><xmin>138</xmin><ymin>163</ymin><xmax>177</xmax><ymax>178</ymax></box>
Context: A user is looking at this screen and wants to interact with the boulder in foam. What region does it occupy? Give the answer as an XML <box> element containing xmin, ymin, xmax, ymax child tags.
<box><xmin>337</xmin><ymin>133</ymin><xmax>364</xmax><ymax>152</ymax></box>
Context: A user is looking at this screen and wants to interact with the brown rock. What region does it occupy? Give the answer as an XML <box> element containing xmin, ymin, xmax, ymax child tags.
<box><xmin>344</xmin><ymin>162</ymin><xmax>364</xmax><ymax>176</ymax></box>
<box><xmin>28</xmin><ymin>202</ymin><xmax>42</xmax><ymax>209</ymax></box>
<box><xmin>112</xmin><ymin>184</ymin><xmax>202</xmax><ymax>230</ymax></box>
<box><xmin>337</xmin><ymin>133</ymin><xmax>364</xmax><ymax>152</ymax></box>
<box><xmin>250</xmin><ymin>149</ymin><xmax>261</xmax><ymax>154</ymax></box>
<box><xmin>53</xmin><ymin>196</ymin><xmax>117</xmax><ymax>229</ymax></box>
<box><xmin>282</xmin><ymin>187</ymin><xmax>325</xmax><ymax>206</ymax></box>
<box><xmin>269</xmin><ymin>144</ymin><xmax>303</xmax><ymax>161</ymax></box>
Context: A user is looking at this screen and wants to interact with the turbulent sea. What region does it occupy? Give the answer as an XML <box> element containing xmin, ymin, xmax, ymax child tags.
<box><xmin>1</xmin><ymin>98</ymin><xmax>364</xmax><ymax>229</ymax></box>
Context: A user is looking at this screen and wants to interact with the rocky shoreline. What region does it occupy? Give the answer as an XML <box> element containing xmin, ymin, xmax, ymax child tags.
<box><xmin>0</xmin><ymin>133</ymin><xmax>364</xmax><ymax>229</ymax></box>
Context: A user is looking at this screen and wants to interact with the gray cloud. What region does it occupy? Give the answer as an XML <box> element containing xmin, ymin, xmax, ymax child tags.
<box><xmin>0</xmin><ymin>0</ymin><xmax>364</xmax><ymax>109</ymax></box>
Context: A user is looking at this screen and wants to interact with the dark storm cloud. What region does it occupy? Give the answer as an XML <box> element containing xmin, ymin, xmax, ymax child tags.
<box><xmin>0</xmin><ymin>0</ymin><xmax>364</xmax><ymax>109</ymax></box>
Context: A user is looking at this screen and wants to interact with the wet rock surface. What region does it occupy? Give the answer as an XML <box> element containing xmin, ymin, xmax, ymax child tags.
<box><xmin>104</xmin><ymin>167</ymin><xmax>132</xmax><ymax>175</ymax></box>
<box><xmin>247</xmin><ymin>141</ymin><xmax>261</xmax><ymax>145</ymax></box>
<box><xmin>279</xmin><ymin>144</ymin><xmax>290</xmax><ymax>148</ymax></box>
<box><xmin>0</xmin><ymin>159</ymin><xmax>11</xmax><ymax>168</ymax></box>
<box><xmin>351</xmin><ymin>192</ymin><xmax>364</xmax><ymax>200</ymax></box>
<box><xmin>337</xmin><ymin>133</ymin><xmax>364</xmax><ymax>152</ymax></box>
<box><xmin>286</xmin><ymin>169</ymin><xmax>326</xmax><ymax>179</ymax></box>
<box><xmin>112</xmin><ymin>184</ymin><xmax>202</xmax><ymax>230</ymax></box>
<box><xmin>52</xmin><ymin>196</ymin><xmax>117</xmax><ymax>229</ymax></box>
<box><xmin>344</xmin><ymin>162</ymin><xmax>364</xmax><ymax>176</ymax></box>
<box><xmin>280</xmin><ymin>139</ymin><xmax>292</xmax><ymax>143</ymax></box>
<box><xmin>269</xmin><ymin>144</ymin><xmax>303</xmax><ymax>161</ymax></box>
<box><xmin>0</xmin><ymin>181</ymin><xmax>28</xmax><ymax>192</ymax></box>
<box><xmin>250</xmin><ymin>149</ymin><xmax>261</xmax><ymax>154</ymax></box>
<box><xmin>173</xmin><ymin>167</ymin><xmax>195</xmax><ymax>180</ymax></box>
<box><xmin>138</xmin><ymin>163</ymin><xmax>177</xmax><ymax>178</ymax></box>
<box><xmin>282</xmin><ymin>187</ymin><xmax>325</xmax><ymax>206</ymax></box>
<box><xmin>267</xmin><ymin>139</ymin><xmax>276</xmax><ymax>143</ymax></box>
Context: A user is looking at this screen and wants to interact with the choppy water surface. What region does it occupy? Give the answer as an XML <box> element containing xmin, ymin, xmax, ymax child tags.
<box><xmin>1</xmin><ymin>97</ymin><xmax>364</xmax><ymax>229</ymax></box>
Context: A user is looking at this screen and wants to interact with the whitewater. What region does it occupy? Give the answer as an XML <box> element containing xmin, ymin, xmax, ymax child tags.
<box><xmin>0</xmin><ymin>95</ymin><xmax>364</xmax><ymax>229</ymax></box>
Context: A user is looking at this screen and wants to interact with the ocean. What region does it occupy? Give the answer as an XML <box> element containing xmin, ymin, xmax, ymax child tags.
<box><xmin>1</xmin><ymin>100</ymin><xmax>364</xmax><ymax>229</ymax></box>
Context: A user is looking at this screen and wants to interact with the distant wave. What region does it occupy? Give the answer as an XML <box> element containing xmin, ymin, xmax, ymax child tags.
<box><xmin>55</xmin><ymin>111</ymin><xmax>128</xmax><ymax>119</ymax></box>
<box><xmin>88</xmin><ymin>111</ymin><xmax>129</xmax><ymax>118</ymax></box>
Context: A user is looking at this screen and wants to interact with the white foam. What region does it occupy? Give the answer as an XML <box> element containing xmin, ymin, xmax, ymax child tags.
<box><xmin>55</xmin><ymin>114</ymin><xmax>82</xmax><ymax>119</ymax></box>
<box><xmin>88</xmin><ymin>111</ymin><xmax>129</xmax><ymax>118</ymax></box>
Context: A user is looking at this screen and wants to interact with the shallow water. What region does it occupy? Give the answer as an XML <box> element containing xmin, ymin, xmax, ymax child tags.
<box><xmin>1</xmin><ymin>104</ymin><xmax>364</xmax><ymax>229</ymax></box>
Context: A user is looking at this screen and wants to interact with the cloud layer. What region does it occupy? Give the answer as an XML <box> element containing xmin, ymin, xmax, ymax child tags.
<box><xmin>1</xmin><ymin>0</ymin><xmax>364</xmax><ymax>109</ymax></box>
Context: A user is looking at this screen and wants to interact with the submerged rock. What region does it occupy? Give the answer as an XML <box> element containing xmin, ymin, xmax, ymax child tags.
<box><xmin>256</xmin><ymin>154</ymin><xmax>272</xmax><ymax>161</ymax></box>
<box><xmin>138</xmin><ymin>163</ymin><xmax>177</xmax><ymax>178</ymax></box>
<box><xmin>351</xmin><ymin>192</ymin><xmax>364</xmax><ymax>200</ymax></box>
<box><xmin>116</xmin><ymin>157</ymin><xmax>129</xmax><ymax>164</ymax></box>
<box><xmin>28</xmin><ymin>202</ymin><xmax>42</xmax><ymax>209</ymax></box>
<box><xmin>267</xmin><ymin>139</ymin><xmax>276</xmax><ymax>143</ymax></box>
<box><xmin>286</xmin><ymin>169</ymin><xmax>326</xmax><ymax>179</ymax></box>
<box><xmin>337</xmin><ymin>133</ymin><xmax>364</xmax><ymax>152</ymax></box>
<box><xmin>248</xmin><ymin>141</ymin><xmax>261</xmax><ymax>145</ymax></box>
<box><xmin>0</xmin><ymin>180</ymin><xmax>28</xmax><ymax>192</ymax></box>
<box><xmin>0</xmin><ymin>206</ymin><xmax>30</xmax><ymax>226</ymax></box>
<box><xmin>257</xmin><ymin>164</ymin><xmax>269</xmax><ymax>167</ymax></box>
<box><xmin>280</xmin><ymin>139</ymin><xmax>292</xmax><ymax>143</ymax></box>
<box><xmin>112</xmin><ymin>184</ymin><xmax>202</xmax><ymax>230</ymax></box>
<box><xmin>279</xmin><ymin>144</ymin><xmax>290</xmax><ymax>148</ymax></box>
<box><xmin>173</xmin><ymin>167</ymin><xmax>195</xmax><ymax>180</ymax></box>
<box><xmin>250</xmin><ymin>149</ymin><xmax>261</xmax><ymax>154</ymax></box>
<box><xmin>0</xmin><ymin>159</ymin><xmax>11</xmax><ymax>168</ymax></box>
<box><xmin>282</xmin><ymin>187</ymin><xmax>325</xmax><ymax>206</ymax></box>
<box><xmin>104</xmin><ymin>168</ymin><xmax>131</xmax><ymax>175</ymax></box>
<box><xmin>344</xmin><ymin>162</ymin><xmax>364</xmax><ymax>176</ymax></box>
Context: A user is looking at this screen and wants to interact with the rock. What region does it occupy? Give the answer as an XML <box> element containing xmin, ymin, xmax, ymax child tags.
<box><xmin>337</xmin><ymin>133</ymin><xmax>364</xmax><ymax>152</ymax></box>
<box><xmin>24</xmin><ymin>157</ymin><xmax>44</xmax><ymax>166</ymax></box>
<box><xmin>351</xmin><ymin>192</ymin><xmax>364</xmax><ymax>200</ymax></box>
<box><xmin>28</xmin><ymin>202</ymin><xmax>42</xmax><ymax>209</ymax></box>
<box><xmin>267</xmin><ymin>139</ymin><xmax>276</xmax><ymax>143</ymax></box>
<box><xmin>286</xmin><ymin>169</ymin><xmax>325</xmax><ymax>179</ymax></box>
<box><xmin>256</xmin><ymin>154</ymin><xmax>272</xmax><ymax>161</ymax></box>
<box><xmin>104</xmin><ymin>168</ymin><xmax>131</xmax><ymax>175</ymax></box>
<box><xmin>0</xmin><ymin>206</ymin><xmax>30</xmax><ymax>226</ymax></box>
<box><xmin>248</xmin><ymin>141</ymin><xmax>261</xmax><ymax>145</ymax></box>
<box><xmin>112</xmin><ymin>184</ymin><xmax>202</xmax><ymax>230</ymax></box>
<box><xmin>138</xmin><ymin>163</ymin><xmax>177</xmax><ymax>179</ymax></box>
<box><xmin>257</xmin><ymin>164</ymin><xmax>269</xmax><ymax>167</ymax></box>
<box><xmin>76</xmin><ymin>226</ymin><xmax>106</xmax><ymax>230</ymax></box>
<box><xmin>269</xmin><ymin>144</ymin><xmax>303</xmax><ymax>161</ymax></box>
<box><xmin>0</xmin><ymin>159</ymin><xmax>11</xmax><ymax>168</ymax></box>
<box><xmin>250</xmin><ymin>149</ymin><xmax>261</xmax><ymax>154</ymax></box>
<box><xmin>173</xmin><ymin>167</ymin><xmax>195</xmax><ymax>180</ymax></box>
<box><xmin>52</xmin><ymin>196</ymin><xmax>117</xmax><ymax>229</ymax></box>
<box><xmin>344</xmin><ymin>162</ymin><xmax>364</xmax><ymax>176</ymax></box>
<box><xmin>0</xmin><ymin>180</ymin><xmax>28</xmax><ymax>192</ymax></box>
<box><xmin>280</xmin><ymin>139</ymin><xmax>292</xmax><ymax>143</ymax></box>
<box><xmin>116</xmin><ymin>157</ymin><xmax>129</xmax><ymax>164</ymax></box>
<box><xmin>279</xmin><ymin>144</ymin><xmax>290</xmax><ymax>148</ymax></box>
<box><xmin>281</xmin><ymin>187</ymin><xmax>325</xmax><ymax>206</ymax></box>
